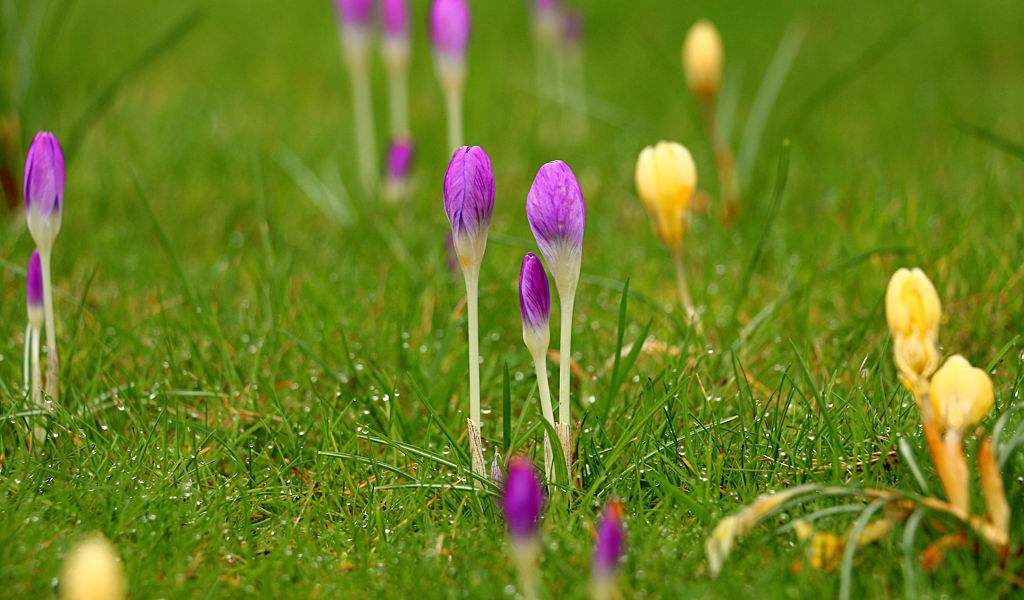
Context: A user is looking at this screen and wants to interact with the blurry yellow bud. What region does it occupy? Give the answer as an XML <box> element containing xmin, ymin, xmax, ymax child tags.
<box><xmin>635</xmin><ymin>141</ymin><xmax>697</xmax><ymax>250</ymax></box>
<box><xmin>929</xmin><ymin>355</ymin><xmax>994</xmax><ymax>433</ymax></box>
<box><xmin>682</xmin><ymin>20</ymin><xmax>723</xmax><ymax>100</ymax></box>
<box><xmin>885</xmin><ymin>268</ymin><xmax>941</xmax><ymax>386</ymax></box>
<box><xmin>61</xmin><ymin>534</ymin><xmax>125</xmax><ymax>600</ymax></box>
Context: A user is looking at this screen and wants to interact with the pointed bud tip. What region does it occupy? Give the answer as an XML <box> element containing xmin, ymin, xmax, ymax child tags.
<box><xmin>24</xmin><ymin>131</ymin><xmax>65</xmax><ymax>217</ymax></box>
<box><xmin>519</xmin><ymin>253</ymin><xmax>551</xmax><ymax>333</ymax></box>
<box><xmin>526</xmin><ymin>160</ymin><xmax>586</xmax><ymax>265</ymax></box>
<box><xmin>430</xmin><ymin>0</ymin><xmax>470</xmax><ymax>58</ymax></box>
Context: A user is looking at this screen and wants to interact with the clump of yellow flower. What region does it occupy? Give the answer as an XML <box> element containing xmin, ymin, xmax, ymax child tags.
<box><xmin>884</xmin><ymin>267</ymin><xmax>941</xmax><ymax>396</ymax></box>
<box><xmin>61</xmin><ymin>534</ymin><xmax>125</xmax><ymax>600</ymax></box>
<box><xmin>682</xmin><ymin>20</ymin><xmax>723</xmax><ymax>100</ymax></box>
<box><xmin>635</xmin><ymin>141</ymin><xmax>697</xmax><ymax>251</ymax></box>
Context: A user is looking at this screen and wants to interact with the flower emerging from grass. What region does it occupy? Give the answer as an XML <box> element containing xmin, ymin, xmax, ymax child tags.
<box><xmin>26</xmin><ymin>250</ymin><xmax>45</xmax><ymax>443</ymax></box>
<box><xmin>443</xmin><ymin>146</ymin><xmax>495</xmax><ymax>476</ymax></box>
<box><xmin>60</xmin><ymin>534</ymin><xmax>125</xmax><ymax>600</ymax></box>
<box><xmin>519</xmin><ymin>252</ymin><xmax>555</xmax><ymax>479</ymax></box>
<box><xmin>591</xmin><ymin>500</ymin><xmax>625</xmax><ymax>600</ymax></box>
<box><xmin>503</xmin><ymin>456</ymin><xmax>544</xmax><ymax>600</ymax></box>
<box><xmin>885</xmin><ymin>267</ymin><xmax>942</xmax><ymax>397</ymax></box>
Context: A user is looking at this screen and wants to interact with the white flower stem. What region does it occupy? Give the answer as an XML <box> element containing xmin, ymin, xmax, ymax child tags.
<box><xmin>31</xmin><ymin>325</ymin><xmax>44</xmax><ymax>443</ymax></box>
<box><xmin>464</xmin><ymin>267</ymin><xmax>484</xmax><ymax>474</ymax></box>
<box><xmin>557</xmin><ymin>291</ymin><xmax>574</xmax><ymax>426</ymax></box>
<box><xmin>531</xmin><ymin>349</ymin><xmax>555</xmax><ymax>480</ymax></box>
<box><xmin>39</xmin><ymin>248</ymin><xmax>59</xmax><ymax>402</ymax></box>
<box><xmin>351</xmin><ymin>69</ymin><xmax>378</xmax><ymax>194</ymax></box>
<box><xmin>670</xmin><ymin>247</ymin><xmax>697</xmax><ymax>324</ymax></box>
<box><xmin>23</xmin><ymin>322</ymin><xmax>31</xmax><ymax>392</ymax></box>
<box><xmin>444</xmin><ymin>85</ymin><xmax>464</xmax><ymax>154</ymax></box>
<box><xmin>387</xmin><ymin>66</ymin><xmax>410</xmax><ymax>137</ymax></box>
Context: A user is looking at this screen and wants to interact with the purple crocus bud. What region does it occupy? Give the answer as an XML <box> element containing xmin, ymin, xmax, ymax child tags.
<box><xmin>443</xmin><ymin>146</ymin><xmax>494</xmax><ymax>270</ymax></box>
<box><xmin>381</xmin><ymin>0</ymin><xmax>409</xmax><ymax>39</ymax></box>
<box><xmin>430</xmin><ymin>0</ymin><xmax>470</xmax><ymax>60</ymax></box>
<box><xmin>24</xmin><ymin>132</ymin><xmax>65</xmax><ymax>251</ymax></box>
<box><xmin>562</xmin><ymin>7</ymin><xmax>583</xmax><ymax>46</ymax></box>
<box><xmin>26</xmin><ymin>250</ymin><xmax>44</xmax><ymax>326</ymax></box>
<box><xmin>385</xmin><ymin>137</ymin><xmax>415</xmax><ymax>181</ymax></box>
<box><xmin>593</xmin><ymin>501</ymin><xmax>625</xmax><ymax>574</ymax></box>
<box><xmin>526</xmin><ymin>160</ymin><xmax>586</xmax><ymax>291</ymax></box>
<box><xmin>502</xmin><ymin>457</ymin><xmax>544</xmax><ymax>540</ymax></box>
<box><xmin>519</xmin><ymin>253</ymin><xmax>551</xmax><ymax>349</ymax></box>
<box><xmin>335</xmin><ymin>0</ymin><xmax>373</xmax><ymax>27</ymax></box>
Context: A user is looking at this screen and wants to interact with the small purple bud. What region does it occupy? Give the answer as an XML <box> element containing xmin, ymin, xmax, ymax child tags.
<box><xmin>26</xmin><ymin>250</ymin><xmax>43</xmax><ymax>310</ymax></box>
<box><xmin>526</xmin><ymin>160</ymin><xmax>586</xmax><ymax>268</ymax></box>
<box><xmin>532</xmin><ymin>0</ymin><xmax>556</xmax><ymax>10</ymax></box>
<box><xmin>502</xmin><ymin>457</ymin><xmax>544</xmax><ymax>540</ymax></box>
<box><xmin>443</xmin><ymin>146</ymin><xmax>494</xmax><ymax>242</ymax></box>
<box><xmin>385</xmin><ymin>137</ymin><xmax>415</xmax><ymax>181</ymax></box>
<box><xmin>593</xmin><ymin>501</ymin><xmax>625</xmax><ymax>574</ymax></box>
<box><xmin>335</xmin><ymin>0</ymin><xmax>373</xmax><ymax>27</ymax></box>
<box><xmin>562</xmin><ymin>7</ymin><xmax>584</xmax><ymax>44</ymax></box>
<box><xmin>430</xmin><ymin>0</ymin><xmax>470</xmax><ymax>59</ymax></box>
<box><xmin>24</xmin><ymin>132</ymin><xmax>65</xmax><ymax>219</ymax></box>
<box><xmin>519</xmin><ymin>253</ymin><xmax>551</xmax><ymax>334</ymax></box>
<box><xmin>381</xmin><ymin>0</ymin><xmax>409</xmax><ymax>38</ymax></box>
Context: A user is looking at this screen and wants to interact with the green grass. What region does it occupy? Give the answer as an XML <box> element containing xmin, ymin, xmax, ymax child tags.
<box><xmin>2</xmin><ymin>0</ymin><xmax>1024</xmax><ymax>597</ymax></box>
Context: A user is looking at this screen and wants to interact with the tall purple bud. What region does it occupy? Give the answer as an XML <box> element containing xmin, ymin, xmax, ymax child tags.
<box><xmin>443</xmin><ymin>145</ymin><xmax>494</xmax><ymax>476</ymax></box>
<box><xmin>591</xmin><ymin>501</ymin><xmax>625</xmax><ymax>600</ymax></box>
<box><xmin>381</xmin><ymin>0</ymin><xmax>409</xmax><ymax>39</ymax></box>
<box><xmin>335</xmin><ymin>0</ymin><xmax>378</xmax><ymax>192</ymax></box>
<box><xmin>26</xmin><ymin>250</ymin><xmax>43</xmax><ymax>327</ymax></box>
<box><xmin>526</xmin><ymin>159</ymin><xmax>585</xmax><ymax>478</ymax></box>
<box><xmin>503</xmin><ymin>457</ymin><xmax>544</xmax><ymax>540</ymax></box>
<box><xmin>431</xmin><ymin>0</ymin><xmax>470</xmax><ymax>150</ymax></box>
<box><xmin>385</xmin><ymin>137</ymin><xmax>415</xmax><ymax>181</ymax></box>
<box><xmin>335</xmin><ymin>0</ymin><xmax>372</xmax><ymax>28</ymax></box>
<box><xmin>24</xmin><ymin>132</ymin><xmax>64</xmax><ymax>251</ymax></box>
<box><xmin>519</xmin><ymin>253</ymin><xmax>551</xmax><ymax>349</ymax></box>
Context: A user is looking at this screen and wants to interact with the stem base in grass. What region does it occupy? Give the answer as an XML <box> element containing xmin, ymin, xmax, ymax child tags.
<box><xmin>556</xmin><ymin>421</ymin><xmax>572</xmax><ymax>485</ymax></box>
<box><xmin>468</xmin><ymin>418</ymin><xmax>486</xmax><ymax>476</ymax></box>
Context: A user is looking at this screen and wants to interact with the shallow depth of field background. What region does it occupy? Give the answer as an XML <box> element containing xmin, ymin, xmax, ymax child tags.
<box><xmin>1</xmin><ymin>0</ymin><xmax>1023</xmax><ymax>597</ymax></box>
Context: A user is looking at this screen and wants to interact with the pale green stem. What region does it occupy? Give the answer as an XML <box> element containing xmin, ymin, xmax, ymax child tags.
<box><xmin>670</xmin><ymin>247</ymin><xmax>696</xmax><ymax>321</ymax></box>
<box><xmin>531</xmin><ymin>349</ymin><xmax>556</xmax><ymax>482</ymax></box>
<box><xmin>444</xmin><ymin>86</ymin><xmax>464</xmax><ymax>154</ymax></box>
<box><xmin>557</xmin><ymin>291</ymin><xmax>575</xmax><ymax>426</ymax></box>
<box><xmin>39</xmin><ymin>248</ymin><xmax>58</xmax><ymax>402</ymax></box>
<box><xmin>31</xmin><ymin>325</ymin><xmax>44</xmax><ymax>443</ymax></box>
<box><xmin>464</xmin><ymin>268</ymin><xmax>480</xmax><ymax>428</ymax></box>
<box><xmin>387</xmin><ymin>67</ymin><xmax>410</xmax><ymax>137</ymax></box>
<box><xmin>23</xmin><ymin>322</ymin><xmax>31</xmax><ymax>391</ymax></box>
<box><xmin>351</xmin><ymin>69</ymin><xmax>378</xmax><ymax>194</ymax></box>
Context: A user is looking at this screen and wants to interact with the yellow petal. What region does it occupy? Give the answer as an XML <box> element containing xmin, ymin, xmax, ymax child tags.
<box><xmin>682</xmin><ymin>20</ymin><xmax>723</xmax><ymax>99</ymax></box>
<box><xmin>634</xmin><ymin>141</ymin><xmax>696</xmax><ymax>249</ymax></box>
<box><xmin>929</xmin><ymin>355</ymin><xmax>995</xmax><ymax>432</ymax></box>
<box><xmin>885</xmin><ymin>268</ymin><xmax>941</xmax><ymax>340</ymax></box>
<box><xmin>61</xmin><ymin>534</ymin><xmax>125</xmax><ymax>600</ymax></box>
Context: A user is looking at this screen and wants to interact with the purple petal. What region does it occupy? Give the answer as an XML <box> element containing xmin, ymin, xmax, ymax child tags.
<box><xmin>386</xmin><ymin>137</ymin><xmax>415</xmax><ymax>180</ymax></box>
<box><xmin>335</xmin><ymin>0</ymin><xmax>372</xmax><ymax>26</ymax></box>
<box><xmin>593</xmin><ymin>501</ymin><xmax>625</xmax><ymax>574</ymax></box>
<box><xmin>443</xmin><ymin>146</ymin><xmax>494</xmax><ymax>238</ymax></box>
<box><xmin>24</xmin><ymin>132</ymin><xmax>65</xmax><ymax>218</ymax></box>
<box><xmin>26</xmin><ymin>250</ymin><xmax>43</xmax><ymax>309</ymax></box>
<box><xmin>502</xmin><ymin>457</ymin><xmax>544</xmax><ymax>540</ymax></box>
<box><xmin>381</xmin><ymin>0</ymin><xmax>409</xmax><ymax>37</ymax></box>
<box><xmin>519</xmin><ymin>253</ymin><xmax>551</xmax><ymax>332</ymax></box>
<box><xmin>525</xmin><ymin>160</ymin><xmax>585</xmax><ymax>259</ymax></box>
<box><xmin>430</xmin><ymin>0</ymin><xmax>470</xmax><ymax>58</ymax></box>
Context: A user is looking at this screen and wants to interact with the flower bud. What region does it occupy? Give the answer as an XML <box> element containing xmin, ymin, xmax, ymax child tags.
<box><xmin>443</xmin><ymin>146</ymin><xmax>494</xmax><ymax>271</ymax></box>
<box><xmin>526</xmin><ymin>160</ymin><xmax>586</xmax><ymax>293</ymax></box>
<box><xmin>502</xmin><ymin>456</ymin><xmax>544</xmax><ymax>540</ymax></box>
<box><xmin>60</xmin><ymin>534</ymin><xmax>125</xmax><ymax>600</ymax></box>
<box><xmin>24</xmin><ymin>132</ymin><xmax>64</xmax><ymax>251</ymax></box>
<box><xmin>929</xmin><ymin>354</ymin><xmax>994</xmax><ymax>434</ymax></box>
<box><xmin>430</xmin><ymin>0</ymin><xmax>470</xmax><ymax>60</ymax></box>
<box><xmin>519</xmin><ymin>253</ymin><xmax>551</xmax><ymax>354</ymax></box>
<box><xmin>26</xmin><ymin>250</ymin><xmax>43</xmax><ymax>328</ymax></box>
<box><xmin>385</xmin><ymin>137</ymin><xmax>415</xmax><ymax>182</ymax></box>
<box><xmin>885</xmin><ymin>268</ymin><xmax>942</xmax><ymax>388</ymax></box>
<box><xmin>635</xmin><ymin>141</ymin><xmax>697</xmax><ymax>250</ymax></box>
<box><xmin>593</xmin><ymin>500</ymin><xmax>625</xmax><ymax>575</ymax></box>
<box><xmin>334</xmin><ymin>0</ymin><xmax>372</xmax><ymax>28</ymax></box>
<box><xmin>682</xmin><ymin>20</ymin><xmax>723</xmax><ymax>100</ymax></box>
<box><xmin>381</xmin><ymin>0</ymin><xmax>409</xmax><ymax>39</ymax></box>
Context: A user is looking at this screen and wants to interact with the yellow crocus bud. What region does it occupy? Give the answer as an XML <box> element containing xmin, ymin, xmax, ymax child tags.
<box><xmin>682</xmin><ymin>20</ymin><xmax>723</xmax><ymax>100</ymax></box>
<box><xmin>61</xmin><ymin>534</ymin><xmax>125</xmax><ymax>600</ymax></box>
<box><xmin>929</xmin><ymin>354</ymin><xmax>994</xmax><ymax>434</ymax></box>
<box><xmin>635</xmin><ymin>141</ymin><xmax>697</xmax><ymax>251</ymax></box>
<box><xmin>885</xmin><ymin>268</ymin><xmax>942</xmax><ymax>391</ymax></box>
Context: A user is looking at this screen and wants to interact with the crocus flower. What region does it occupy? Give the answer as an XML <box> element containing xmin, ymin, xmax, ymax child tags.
<box><xmin>526</xmin><ymin>160</ymin><xmax>584</xmax><ymax>478</ymax></box>
<box><xmin>591</xmin><ymin>501</ymin><xmax>625</xmax><ymax>600</ymax></box>
<box><xmin>26</xmin><ymin>250</ymin><xmax>45</xmax><ymax>443</ymax></box>
<box><xmin>335</xmin><ymin>0</ymin><xmax>378</xmax><ymax>192</ymax></box>
<box><xmin>431</xmin><ymin>0</ymin><xmax>470</xmax><ymax>151</ymax></box>
<box><xmin>381</xmin><ymin>0</ymin><xmax>409</xmax><ymax>40</ymax></box>
<box><xmin>443</xmin><ymin>146</ymin><xmax>494</xmax><ymax>476</ymax></box>
<box><xmin>519</xmin><ymin>252</ymin><xmax>556</xmax><ymax>479</ymax></box>
<box><xmin>383</xmin><ymin>136</ymin><xmax>415</xmax><ymax>201</ymax></box>
<box><xmin>60</xmin><ymin>534</ymin><xmax>126</xmax><ymax>600</ymax></box>
<box><xmin>503</xmin><ymin>457</ymin><xmax>544</xmax><ymax>540</ymax></box>
<box><xmin>885</xmin><ymin>267</ymin><xmax>942</xmax><ymax>397</ymax></box>
<box><xmin>635</xmin><ymin>141</ymin><xmax>697</xmax><ymax>252</ymax></box>
<box><xmin>24</xmin><ymin>131</ymin><xmax>64</xmax><ymax>404</ymax></box>
<box><xmin>682</xmin><ymin>20</ymin><xmax>723</xmax><ymax>101</ymax></box>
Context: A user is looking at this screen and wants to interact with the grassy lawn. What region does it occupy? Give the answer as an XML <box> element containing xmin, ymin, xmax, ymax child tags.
<box><xmin>2</xmin><ymin>0</ymin><xmax>1023</xmax><ymax>597</ymax></box>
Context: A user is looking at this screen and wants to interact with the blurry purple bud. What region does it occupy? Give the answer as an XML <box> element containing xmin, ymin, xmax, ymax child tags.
<box><xmin>562</xmin><ymin>7</ymin><xmax>584</xmax><ymax>44</ymax></box>
<box><xmin>26</xmin><ymin>250</ymin><xmax>43</xmax><ymax>311</ymax></box>
<box><xmin>593</xmin><ymin>501</ymin><xmax>625</xmax><ymax>575</ymax></box>
<box><xmin>519</xmin><ymin>253</ymin><xmax>551</xmax><ymax>335</ymax></box>
<box><xmin>386</xmin><ymin>137</ymin><xmax>415</xmax><ymax>181</ymax></box>
<box><xmin>430</xmin><ymin>0</ymin><xmax>470</xmax><ymax>59</ymax></box>
<box><xmin>526</xmin><ymin>160</ymin><xmax>585</xmax><ymax>287</ymax></box>
<box><xmin>532</xmin><ymin>0</ymin><xmax>557</xmax><ymax>11</ymax></box>
<box><xmin>335</xmin><ymin>0</ymin><xmax>373</xmax><ymax>27</ymax></box>
<box><xmin>443</xmin><ymin>146</ymin><xmax>494</xmax><ymax>267</ymax></box>
<box><xmin>381</xmin><ymin>0</ymin><xmax>410</xmax><ymax>38</ymax></box>
<box><xmin>24</xmin><ymin>132</ymin><xmax>64</xmax><ymax>220</ymax></box>
<box><xmin>502</xmin><ymin>457</ymin><xmax>544</xmax><ymax>540</ymax></box>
